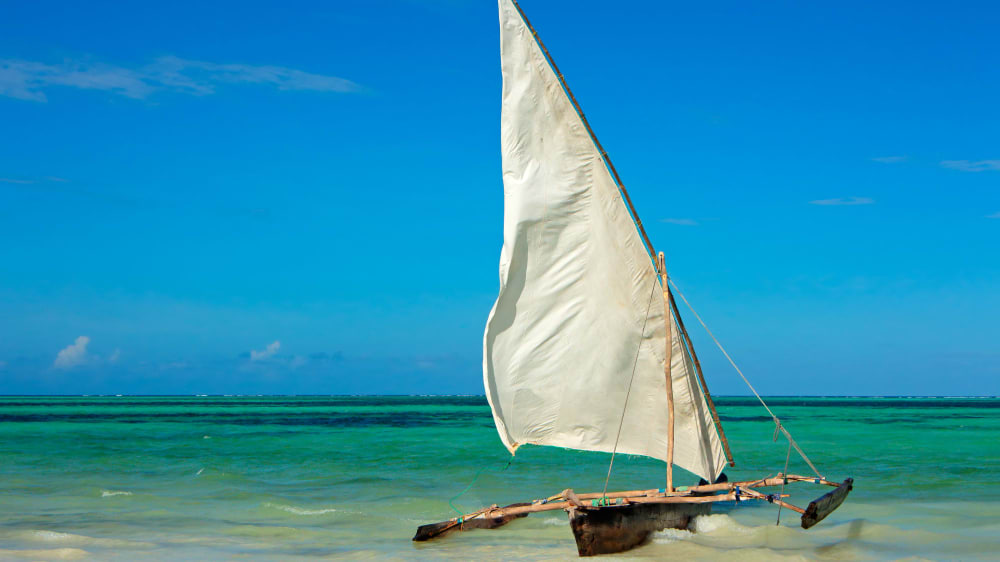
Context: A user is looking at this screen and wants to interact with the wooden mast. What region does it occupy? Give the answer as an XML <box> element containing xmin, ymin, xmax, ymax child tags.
<box><xmin>657</xmin><ymin>252</ymin><xmax>674</xmax><ymax>492</ymax></box>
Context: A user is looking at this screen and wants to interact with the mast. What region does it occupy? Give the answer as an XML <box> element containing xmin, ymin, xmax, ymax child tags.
<box><xmin>657</xmin><ymin>252</ymin><xmax>674</xmax><ymax>492</ymax></box>
<box><xmin>509</xmin><ymin>0</ymin><xmax>657</xmax><ymax>263</ymax></box>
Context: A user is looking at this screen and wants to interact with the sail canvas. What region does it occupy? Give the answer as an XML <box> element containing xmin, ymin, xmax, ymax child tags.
<box><xmin>484</xmin><ymin>0</ymin><xmax>726</xmax><ymax>483</ymax></box>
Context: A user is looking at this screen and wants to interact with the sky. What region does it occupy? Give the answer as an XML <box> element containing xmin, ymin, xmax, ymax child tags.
<box><xmin>1</xmin><ymin>0</ymin><xmax>997</xmax><ymax>396</ymax></box>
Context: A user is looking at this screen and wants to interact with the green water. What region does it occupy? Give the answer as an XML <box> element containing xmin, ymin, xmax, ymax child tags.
<box><xmin>0</xmin><ymin>396</ymin><xmax>997</xmax><ymax>560</ymax></box>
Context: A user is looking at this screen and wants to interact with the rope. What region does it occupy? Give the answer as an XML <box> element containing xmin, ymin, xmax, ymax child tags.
<box><xmin>449</xmin><ymin>456</ymin><xmax>513</xmax><ymax>517</ymax></box>
<box><xmin>668</xmin><ymin>279</ymin><xmax>823</xmax><ymax>479</ymax></box>
<box><xmin>603</xmin><ymin>277</ymin><xmax>660</xmax><ymax>497</ymax></box>
<box><xmin>776</xmin><ymin>439</ymin><xmax>792</xmax><ymax>525</ymax></box>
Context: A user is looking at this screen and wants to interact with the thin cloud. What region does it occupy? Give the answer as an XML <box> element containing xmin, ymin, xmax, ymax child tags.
<box><xmin>54</xmin><ymin>336</ymin><xmax>90</xmax><ymax>369</ymax></box>
<box><xmin>0</xmin><ymin>178</ymin><xmax>34</xmax><ymax>184</ymax></box>
<box><xmin>987</xmin><ymin>212</ymin><xmax>1000</xmax><ymax>219</ymax></box>
<box><xmin>871</xmin><ymin>156</ymin><xmax>907</xmax><ymax>164</ymax></box>
<box><xmin>940</xmin><ymin>160</ymin><xmax>1000</xmax><ymax>172</ymax></box>
<box><xmin>1</xmin><ymin>56</ymin><xmax>360</xmax><ymax>102</ymax></box>
<box><xmin>809</xmin><ymin>197</ymin><xmax>875</xmax><ymax>206</ymax></box>
<box><xmin>250</xmin><ymin>341</ymin><xmax>281</xmax><ymax>361</ymax></box>
<box><xmin>109</xmin><ymin>349</ymin><xmax>121</xmax><ymax>363</ymax></box>
<box><xmin>660</xmin><ymin>218</ymin><xmax>699</xmax><ymax>226</ymax></box>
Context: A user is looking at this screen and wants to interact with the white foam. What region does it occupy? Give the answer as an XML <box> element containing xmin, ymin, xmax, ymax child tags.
<box><xmin>541</xmin><ymin>517</ymin><xmax>565</xmax><ymax>526</ymax></box>
<box><xmin>18</xmin><ymin>530</ymin><xmax>154</xmax><ymax>549</ymax></box>
<box><xmin>196</xmin><ymin>468</ymin><xmax>204</xmax><ymax>476</ymax></box>
<box><xmin>652</xmin><ymin>527</ymin><xmax>694</xmax><ymax>544</ymax></box>
<box><xmin>100</xmin><ymin>490</ymin><xmax>132</xmax><ymax>498</ymax></box>
<box><xmin>0</xmin><ymin>547</ymin><xmax>89</xmax><ymax>560</ymax></box>
<box><xmin>264</xmin><ymin>502</ymin><xmax>338</xmax><ymax>516</ymax></box>
<box><xmin>691</xmin><ymin>513</ymin><xmax>754</xmax><ymax>536</ymax></box>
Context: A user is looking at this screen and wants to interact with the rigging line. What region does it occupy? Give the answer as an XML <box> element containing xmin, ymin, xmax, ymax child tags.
<box><xmin>602</xmin><ymin>276</ymin><xmax>660</xmax><ymax>498</ymax></box>
<box><xmin>668</xmin><ymin>278</ymin><xmax>823</xmax><ymax>479</ymax></box>
<box><xmin>448</xmin><ymin>456</ymin><xmax>514</xmax><ymax>518</ymax></box>
<box><xmin>776</xmin><ymin>439</ymin><xmax>792</xmax><ymax>525</ymax></box>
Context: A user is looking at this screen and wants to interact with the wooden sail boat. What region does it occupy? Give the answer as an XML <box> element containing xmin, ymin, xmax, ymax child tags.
<box><xmin>414</xmin><ymin>0</ymin><xmax>853</xmax><ymax>556</ymax></box>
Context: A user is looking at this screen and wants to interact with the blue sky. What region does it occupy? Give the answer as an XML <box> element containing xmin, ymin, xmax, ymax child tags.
<box><xmin>1</xmin><ymin>0</ymin><xmax>997</xmax><ymax>395</ymax></box>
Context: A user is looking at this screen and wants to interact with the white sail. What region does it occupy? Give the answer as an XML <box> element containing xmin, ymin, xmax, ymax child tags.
<box><xmin>484</xmin><ymin>0</ymin><xmax>726</xmax><ymax>482</ymax></box>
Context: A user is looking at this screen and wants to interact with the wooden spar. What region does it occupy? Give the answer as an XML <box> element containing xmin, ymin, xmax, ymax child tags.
<box><xmin>669</xmin><ymin>291</ymin><xmax>735</xmax><ymax>467</ymax></box>
<box><xmin>740</xmin><ymin>488</ymin><xmax>805</xmax><ymax>514</ymax></box>
<box><xmin>473</xmin><ymin>492</ymin><xmax>738</xmax><ymax>519</ymax></box>
<box><xmin>658</xmin><ymin>252</ymin><xmax>674</xmax><ymax>492</ymax></box>
<box><xmin>509</xmin><ymin>0</ymin><xmax>656</xmax><ymax>263</ymax></box>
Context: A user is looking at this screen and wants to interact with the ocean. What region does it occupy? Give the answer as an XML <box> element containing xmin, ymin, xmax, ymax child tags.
<box><xmin>0</xmin><ymin>396</ymin><xmax>997</xmax><ymax>560</ymax></box>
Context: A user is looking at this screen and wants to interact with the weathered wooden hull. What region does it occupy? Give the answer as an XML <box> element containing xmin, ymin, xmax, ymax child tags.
<box><xmin>567</xmin><ymin>502</ymin><xmax>712</xmax><ymax>556</ymax></box>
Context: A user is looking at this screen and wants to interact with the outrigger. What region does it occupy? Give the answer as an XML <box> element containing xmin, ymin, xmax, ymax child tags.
<box><xmin>415</xmin><ymin>474</ymin><xmax>853</xmax><ymax>556</ymax></box>
<box><xmin>414</xmin><ymin>0</ymin><xmax>853</xmax><ymax>556</ymax></box>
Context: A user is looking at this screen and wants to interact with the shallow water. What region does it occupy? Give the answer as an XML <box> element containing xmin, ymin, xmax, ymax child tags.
<box><xmin>0</xmin><ymin>396</ymin><xmax>997</xmax><ymax>560</ymax></box>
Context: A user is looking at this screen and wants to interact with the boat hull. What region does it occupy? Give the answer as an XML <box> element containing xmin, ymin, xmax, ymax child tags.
<box><xmin>567</xmin><ymin>502</ymin><xmax>711</xmax><ymax>556</ymax></box>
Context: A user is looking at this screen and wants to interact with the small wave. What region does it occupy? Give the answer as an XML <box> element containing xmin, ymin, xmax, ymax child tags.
<box><xmin>17</xmin><ymin>530</ymin><xmax>154</xmax><ymax>549</ymax></box>
<box><xmin>100</xmin><ymin>490</ymin><xmax>132</xmax><ymax>498</ymax></box>
<box><xmin>691</xmin><ymin>513</ymin><xmax>754</xmax><ymax>536</ymax></box>
<box><xmin>263</xmin><ymin>502</ymin><xmax>338</xmax><ymax>516</ymax></box>
<box><xmin>652</xmin><ymin>527</ymin><xmax>694</xmax><ymax>544</ymax></box>
<box><xmin>541</xmin><ymin>517</ymin><xmax>565</xmax><ymax>527</ymax></box>
<box><xmin>196</xmin><ymin>468</ymin><xmax>204</xmax><ymax>476</ymax></box>
<box><xmin>0</xmin><ymin>547</ymin><xmax>90</xmax><ymax>560</ymax></box>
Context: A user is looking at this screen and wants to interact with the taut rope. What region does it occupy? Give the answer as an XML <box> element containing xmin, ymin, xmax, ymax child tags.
<box><xmin>602</xmin><ymin>277</ymin><xmax>660</xmax><ymax>497</ymax></box>
<box><xmin>669</xmin><ymin>279</ymin><xmax>823</xmax><ymax>479</ymax></box>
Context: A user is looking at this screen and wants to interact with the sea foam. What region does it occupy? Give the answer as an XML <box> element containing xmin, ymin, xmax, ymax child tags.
<box><xmin>264</xmin><ymin>502</ymin><xmax>338</xmax><ymax>516</ymax></box>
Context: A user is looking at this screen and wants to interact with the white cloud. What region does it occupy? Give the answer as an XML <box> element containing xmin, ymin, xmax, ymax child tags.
<box><xmin>0</xmin><ymin>56</ymin><xmax>360</xmax><ymax>102</ymax></box>
<box><xmin>660</xmin><ymin>218</ymin><xmax>699</xmax><ymax>226</ymax></box>
<box><xmin>54</xmin><ymin>336</ymin><xmax>90</xmax><ymax>369</ymax></box>
<box><xmin>0</xmin><ymin>177</ymin><xmax>34</xmax><ymax>184</ymax></box>
<box><xmin>250</xmin><ymin>340</ymin><xmax>281</xmax><ymax>361</ymax></box>
<box><xmin>109</xmin><ymin>349</ymin><xmax>121</xmax><ymax>363</ymax></box>
<box><xmin>940</xmin><ymin>160</ymin><xmax>1000</xmax><ymax>172</ymax></box>
<box><xmin>871</xmin><ymin>156</ymin><xmax>907</xmax><ymax>163</ymax></box>
<box><xmin>809</xmin><ymin>197</ymin><xmax>875</xmax><ymax>206</ymax></box>
<box><xmin>987</xmin><ymin>212</ymin><xmax>1000</xmax><ymax>219</ymax></box>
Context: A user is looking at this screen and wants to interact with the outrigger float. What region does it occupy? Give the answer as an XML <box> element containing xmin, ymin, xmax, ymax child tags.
<box><xmin>415</xmin><ymin>0</ymin><xmax>853</xmax><ymax>556</ymax></box>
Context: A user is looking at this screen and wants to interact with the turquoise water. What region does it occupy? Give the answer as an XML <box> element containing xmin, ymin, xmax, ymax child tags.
<box><xmin>0</xmin><ymin>396</ymin><xmax>997</xmax><ymax>560</ymax></box>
